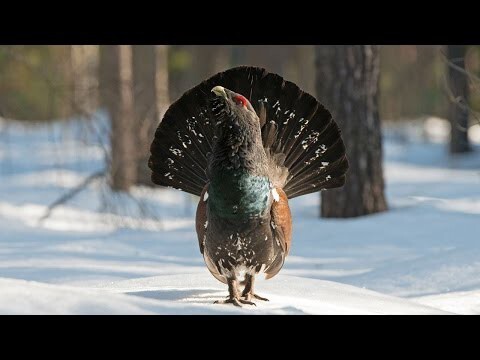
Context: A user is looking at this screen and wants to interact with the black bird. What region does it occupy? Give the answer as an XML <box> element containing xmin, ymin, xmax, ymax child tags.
<box><xmin>149</xmin><ymin>66</ymin><xmax>349</xmax><ymax>306</ymax></box>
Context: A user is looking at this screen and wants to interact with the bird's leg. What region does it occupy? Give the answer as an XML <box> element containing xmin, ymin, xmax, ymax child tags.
<box><xmin>214</xmin><ymin>278</ymin><xmax>256</xmax><ymax>307</ymax></box>
<box><xmin>241</xmin><ymin>274</ymin><xmax>269</xmax><ymax>302</ymax></box>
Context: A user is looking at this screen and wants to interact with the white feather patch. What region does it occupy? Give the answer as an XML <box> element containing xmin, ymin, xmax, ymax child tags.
<box><xmin>272</xmin><ymin>188</ymin><xmax>280</xmax><ymax>202</ymax></box>
<box><xmin>203</xmin><ymin>191</ymin><xmax>209</xmax><ymax>201</ymax></box>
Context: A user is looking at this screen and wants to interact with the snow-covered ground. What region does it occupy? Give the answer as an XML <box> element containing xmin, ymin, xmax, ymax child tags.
<box><xmin>0</xmin><ymin>115</ymin><xmax>479</xmax><ymax>314</ymax></box>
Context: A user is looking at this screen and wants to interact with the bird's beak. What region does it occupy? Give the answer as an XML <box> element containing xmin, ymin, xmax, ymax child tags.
<box><xmin>211</xmin><ymin>86</ymin><xmax>227</xmax><ymax>99</ymax></box>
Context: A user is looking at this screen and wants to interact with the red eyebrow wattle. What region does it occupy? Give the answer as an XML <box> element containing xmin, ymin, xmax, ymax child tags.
<box><xmin>234</xmin><ymin>95</ymin><xmax>248</xmax><ymax>107</ymax></box>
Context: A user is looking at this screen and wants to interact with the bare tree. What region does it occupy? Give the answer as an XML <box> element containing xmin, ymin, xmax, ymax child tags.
<box><xmin>132</xmin><ymin>45</ymin><xmax>169</xmax><ymax>185</ymax></box>
<box><xmin>316</xmin><ymin>45</ymin><xmax>387</xmax><ymax>218</ymax></box>
<box><xmin>447</xmin><ymin>45</ymin><xmax>471</xmax><ymax>154</ymax></box>
<box><xmin>99</xmin><ymin>45</ymin><xmax>137</xmax><ymax>191</ymax></box>
<box><xmin>70</xmin><ymin>45</ymin><xmax>99</xmax><ymax>115</ymax></box>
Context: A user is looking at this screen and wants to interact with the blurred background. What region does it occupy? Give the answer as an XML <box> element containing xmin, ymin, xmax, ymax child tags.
<box><xmin>1</xmin><ymin>45</ymin><xmax>478</xmax><ymax>217</ymax></box>
<box><xmin>0</xmin><ymin>45</ymin><xmax>479</xmax><ymax>314</ymax></box>
<box><xmin>3</xmin><ymin>45</ymin><xmax>480</xmax><ymax>121</ymax></box>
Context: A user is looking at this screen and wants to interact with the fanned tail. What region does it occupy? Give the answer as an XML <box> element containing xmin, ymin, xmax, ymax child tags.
<box><xmin>149</xmin><ymin>66</ymin><xmax>348</xmax><ymax>198</ymax></box>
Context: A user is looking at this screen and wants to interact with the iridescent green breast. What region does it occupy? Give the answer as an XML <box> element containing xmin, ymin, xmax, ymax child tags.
<box><xmin>208</xmin><ymin>168</ymin><xmax>271</xmax><ymax>219</ymax></box>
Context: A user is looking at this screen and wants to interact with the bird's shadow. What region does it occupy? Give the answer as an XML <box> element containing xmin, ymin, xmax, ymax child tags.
<box><xmin>126</xmin><ymin>288</ymin><xmax>224</xmax><ymax>303</ymax></box>
<box><xmin>125</xmin><ymin>289</ymin><xmax>308</xmax><ymax>314</ymax></box>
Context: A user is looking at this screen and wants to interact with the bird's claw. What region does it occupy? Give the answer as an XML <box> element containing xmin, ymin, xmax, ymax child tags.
<box><xmin>252</xmin><ymin>294</ymin><xmax>269</xmax><ymax>302</ymax></box>
<box><xmin>241</xmin><ymin>292</ymin><xmax>269</xmax><ymax>302</ymax></box>
<box><xmin>214</xmin><ymin>297</ymin><xmax>257</xmax><ymax>307</ymax></box>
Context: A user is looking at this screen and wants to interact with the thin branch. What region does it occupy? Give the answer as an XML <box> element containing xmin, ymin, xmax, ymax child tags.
<box><xmin>1</xmin><ymin>47</ymin><xmax>163</xmax><ymax>225</ymax></box>
<box><xmin>39</xmin><ymin>169</ymin><xmax>106</xmax><ymax>223</ymax></box>
<box><xmin>442</xmin><ymin>72</ymin><xmax>480</xmax><ymax>127</ymax></box>
<box><xmin>440</xmin><ymin>48</ymin><xmax>480</xmax><ymax>128</ymax></box>
<box><xmin>440</xmin><ymin>49</ymin><xmax>480</xmax><ymax>84</ymax></box>
<box><xmin>0</xmin><ymin>47</ymin><xmax>111</xmax><ymax>160</ymax></box>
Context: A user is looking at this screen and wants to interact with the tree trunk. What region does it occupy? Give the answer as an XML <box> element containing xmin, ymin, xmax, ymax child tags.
<box><xmin>447</xmin><ymin>45</ymin><xmax>471</xmax><ymax>154</ymax></box>
<box><xmin>316</xmin><ymin>45</ymin><xmax>388</xmax><ymax>218</ymax></box>
<box><xmin>155</xmin><ymin>46</ymin><xmax>170</xmax><ymax>127</ymax></box>
<box><xmin>99</xmin><ymin>46</ymin><xmax>117</xmax><ymax>110</ymax></box>
<box><xmin>70</xmin><ymin>45</ymin><xmax>98</xmax><ymax>115</ymax></box>
<box><xmin>132</xmin><ymin>45</ymin><xmax>169</xmax><ymax>186</ymax></box>
<box><xmin>99</xmin><ymin>45</ymin><xmax>137</xmax><ymax>191</ymax></box>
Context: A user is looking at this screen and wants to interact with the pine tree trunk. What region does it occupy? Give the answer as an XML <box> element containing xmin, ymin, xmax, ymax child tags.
<box><xmin>316</xmin><ymin>45</ymin><xmax>388</xmax><ymax>218</ymax></box>
<box><xmin>99</xmin><ymin>46</ymin><xmax>117</xmax><ymax>110</ymax></box>
<box><xmin>99</xmin><ymin>45</ymin><xmax>137</xmax><ymax>191</ymax></box>
<box><xmin>132</xmin><ymin>45</ymin><xmax>169</xmax><ymax>186</ymax></box>
<box><xmin>155</xmin><ymin>46</ymin><xmax>170</xmax><ymax>126</ymax></box>
<box><xmin>447</xmin><ymin>45</ymin><xmax>471</xmax><ymax>154</ymax></box>
<box><xmin>70</xmin><ymin>45</ymin><xmax>98</xmax><ymax>115</ymax></box>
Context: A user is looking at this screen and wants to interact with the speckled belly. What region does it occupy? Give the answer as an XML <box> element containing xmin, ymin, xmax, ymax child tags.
<box><xmin>203</xmin><ymin>212</ymin><xmax>282</xmax><ymax>281</ymax></box>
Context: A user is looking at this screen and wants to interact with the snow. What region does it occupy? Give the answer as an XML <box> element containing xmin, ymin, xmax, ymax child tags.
<box><xmin>0</xmin><ymin>115</ymin><xmax>479</xmax><ymax>314</ymax></box>
<box><xmin>414</xmin><ymin>290</ymin><xmax>480</xmax><ymax>315</ymax></box>
<box><xmin>0</xmin><ymin>275</ymin><xmax>448</xmax><ymax>315</ymax></box>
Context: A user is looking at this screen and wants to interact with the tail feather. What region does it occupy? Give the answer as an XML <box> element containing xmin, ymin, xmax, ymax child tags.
<box><xmin>283</xmin><ymin>117</ymin><xmax>335</xmax><ymax>172</ymax></box>
<box><xmin>285</xmin><ymin>155</ymin><xmax>349</xmax><ymax>198</ymax></box>
<box><xmin>149</xmin><ymin>66</ymin><xmax>348</xmax><ymax>198</ymax></box>
<box><xmin>276</xmin><ymin>98</ymin><xmax>320</xmax><ymax>158</ymax></box>
<box><xmin>288</xmin><ymin>137</ymin><xmax>346</xmax><ymax>181</ymax></box>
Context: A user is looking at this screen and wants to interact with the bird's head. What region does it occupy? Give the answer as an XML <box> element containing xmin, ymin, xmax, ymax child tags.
<box><xmin>208</xmin><ymin>85</ymin><xmax>266</xmax><ymax>171</ymax></box>
<box><xmin>209</xmin><ymin>85</ymin><xmax>258</xmax><ymax>132</ymax></box>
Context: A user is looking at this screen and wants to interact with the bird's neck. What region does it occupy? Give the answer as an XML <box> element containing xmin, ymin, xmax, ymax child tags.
<box><xmin>208</xmin><ymin>123</ymin><xmax>271</xmax><ymax>219</ymax></box>
<box><xmin>210</xmin><ymin>120</ymin><xmax>267</xmax><ymax>174</ymax></box>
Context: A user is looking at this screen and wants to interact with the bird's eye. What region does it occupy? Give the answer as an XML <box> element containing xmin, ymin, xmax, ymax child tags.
<box><xmin>233</xmin><ymin>95</ymin><xmax>248</xmax><ymax>108</ymax></box>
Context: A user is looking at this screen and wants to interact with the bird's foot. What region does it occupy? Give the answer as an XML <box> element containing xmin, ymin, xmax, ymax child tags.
<box><xmin>214</xmin><ymin>297</ymin><xmax>256</xmax><ymax>307</ymax></box>
<box><xmin>241</xmin><ymin>292</ymin><xmax>269</xmax><ymax>302</ymax></box>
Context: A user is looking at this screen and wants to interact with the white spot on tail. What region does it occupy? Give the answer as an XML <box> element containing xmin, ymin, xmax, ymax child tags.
<box><xmin>204</xmin><ymin>220</ymin><xmax>208</xmax><ymax>229</ymax></box>
<box><xmin>169</xmin><ymin>147</ymin><xmax>184</xmax><ymax>157</ymax></box>
<box><xmin>203</xmin><ymin>191</ymin><xmax>209</xmax><ymax>201</ymax></box>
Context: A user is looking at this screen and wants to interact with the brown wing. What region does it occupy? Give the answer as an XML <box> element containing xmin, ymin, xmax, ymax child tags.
<box><xmin>271</xmin><ymin>187</ymin><xmax>292</xmax><ymax>254</ymax></box>
<box><xmin>195</xmin><ymin>184</ymin><xmax>209</xmax><ymax>254</ymax></box>
<box><xmin>265</xmin><ymin>187</ymin><xmax>292</xmax><ymax>279</ymax></box>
